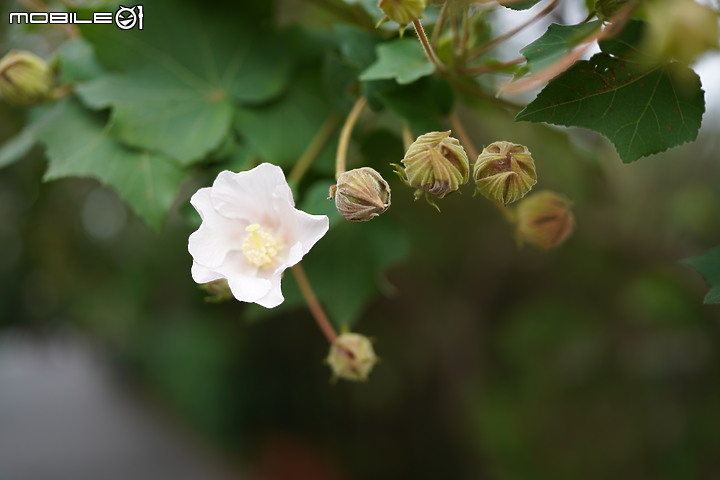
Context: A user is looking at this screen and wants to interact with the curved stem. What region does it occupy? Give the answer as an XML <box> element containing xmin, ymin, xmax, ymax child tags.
<box><xmin>292</xmin><ymin>263</ymin><xmax>337</xmax><ymax>344</ymax></box>
<box><xmin>413</xmin><ymin>19</ymin><xmax>447</xmax><ymax>73</ymax></box>
<box><xmin>335</xmin><ymin>97</ymin><xmax>367</xmax><ymax>179</ymax></box>
<box><xmin>402</xmin><ymin>124</ymin><xmax>414</xmax><ymax>151</ymax></box>
<box><xmin>289</xmin><ymin>114</ymin><xmax>341</xmax><ymax>185</ymax></box>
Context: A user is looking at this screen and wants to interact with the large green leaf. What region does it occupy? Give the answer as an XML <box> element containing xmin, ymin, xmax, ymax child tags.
<box><xmin>360</xmin><ymin>38</ymin><xmax>435</xmax><ymax>85</ymax></box>
<box><xmin>75</xmin><ymin>2</ymin><xmax>293</xmax><ymax>165</ymax></box>
<box><xmin>233</xmin><ymin>70</ymin><xmax>338</xmax><ymax>175</ymax></box>
<box><xmin>521</xmin><ymin>21</ymin><xmax>601</xmax><ymax>74</ymax></box>
<box><xmin>516</xmin><ymin>22</ymin><xmax>705</xmax><ymax>163</ymax></box>
<box><xmin>35</xmin><ymin>98</ymin><xmax>186</xmax><ymax>231</ymax></box>
<box><xmin>683</xmin><ymin>247</ymin><xmax>720</xmax><ymax>304</ymax></box>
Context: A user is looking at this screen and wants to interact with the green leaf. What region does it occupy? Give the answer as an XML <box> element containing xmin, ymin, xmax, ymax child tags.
<box><xmin>233</xmin><ymin>70</ymin><xmax>337</xmax><ymax>175</ymax></box>
<box><xmin>516</xmin><ymin>54</ymin><xmax>704</xmax><ymax>163</ymax></box>
<box><xmin>360</xmin><ymin>38</ymin><xmax>435</xmax><ymax>85</ymax></box>
<box><xmin>500</xmin><ymin>0</ymin><xmax>542</xmax><ymax>10</ymax></box>
<box><xmin>521</xmin><ymin>21</ymin><xmax>601</xmax><ymax>74</ymax></box>
<box><xmin>75</xmin><ymin>2</ymin><xmax>293</xmax><ymax>165</ymax></box>
<box><xmin>77</xmin><ymin>70</ymin><xmax>234</xmax><ymax>166</ymax></box>
<box><xmin>55</xmin><ymin>37</ymin><xmax>105</xmax><ymax>84</ymax></box>
<box><xmin>683</xmin><ymin>246</ymin><xmax>720</xmax><ymax>304</ymax></box>
<box><xmin>335</xmin><ymin>24</ymin><xmax>380</xmax><ymax>71</ymax></box>
<box><xmin>0</xmin><ymin>125</ymin><xmax>37</xmax><ymax>169</ymax></box>
<box><xmin>35</xmin><ymin>98</ymin><xmax>186</xmax><ymax>231</ymax></box>
<box><xmin>365</xmin><ymin>76</ymin><xmax>454</xmax><ymax>133</ymax></box>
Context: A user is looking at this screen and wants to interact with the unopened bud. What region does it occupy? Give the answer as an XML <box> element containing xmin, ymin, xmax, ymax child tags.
<box><xmin>473</xmin><ymin>141</ymin><xmax>537</xmax><ymax>205</ymax></box>
<box><xmin>0</xmin><ymin>50</ymin><xmax>52</xmax><ymax>106</ymax></box>
<box><xmin>396</xmin><ymin>131</ymin><xmax>469</xmax><ymax>209</ymax></box>
<box><xmin>326</xmin><ymin>333</ymin><xmax>378</xmax><ymax>382</ymax></box>
<box><xmin>645</xmin><ymin>0</ymin><xmax>718</xmax><ymax>64</ymax></box>
<box><xmin>201</xmin><ymin>279</ymin><xmax>233</xmax><ymax>303</ymax></box>
<box><xmin>330</xmin><ymin>167</ymin><xmax>391</xmax><ymax>222</ymax></box>
<box><xmin>378</xmin><ymin>0</ymin><xmax>426</xmax><ymax>26</ymax></box>
<box><xmin>514</xmin><ymin>190</ymin><xmax>574</xmax><ymax>250</ymax></box>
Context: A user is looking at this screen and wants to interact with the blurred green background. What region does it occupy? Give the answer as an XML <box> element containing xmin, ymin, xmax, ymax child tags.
<box><xmin>1</xmin><ymin>0</ymin><xmax>720</xmax><ymax>479</ymax></box>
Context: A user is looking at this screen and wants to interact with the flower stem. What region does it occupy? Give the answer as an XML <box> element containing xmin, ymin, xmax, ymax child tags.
<box><xmin>289</xmin><ymin>114</ymin><xmax>341</xmax><ymax>186</ymax></box>
<box><xmin>292</xmin><ymin>263</ymin><xmax>337</xmax><ymax>344</ymax></box>
<box><xmin>448</xmin><ymin>111</ymin><xmax>514</xmax><ymax>222</ymax></box>
<box><xmin>412</xmin><ymin>19</ymin><xmax>446</xmax><ymax>73</ymax></box>
<box><xmin>335</xmin><ymin>96</ymin><xmax>367</xmax><ymax>179</ymax></box>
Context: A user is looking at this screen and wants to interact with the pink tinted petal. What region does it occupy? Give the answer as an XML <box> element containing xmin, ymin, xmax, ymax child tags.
<box><xmin>211</xmin><ymin>164</ymin><xmax>294</xmax><ymax>220</ymax></box>
<box><xmin>254</xmin><ymin>272</ymin><xmax>285</xmax><ymax>308</ymax></box>
<box><xmin>278</xmin><ymin>242</ymin><xmax>305</xmax><ymax>270</ymax></box>
<box><xmin>191</xmin><ymin>262</ymin><xmax>223</xmax><ymax>284</ymax></box>
<box><xmin>287</xmin><ymin>209</ymin><xmax>330</xmax><ymax>254</ymax></box>
<box><xmin>188</xmin><ymin>188</ymin><xmax>246</xmax><ymax>269</ymax></box>
<box><xmin>221</xmin><ymin>251</ymin><xmax>272</xmax><ymax>303</ymax></box>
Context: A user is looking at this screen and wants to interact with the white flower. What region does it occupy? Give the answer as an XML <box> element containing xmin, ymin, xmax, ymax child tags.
<box><xmin>188</xmin><ymin>163</ymin><xmax>329</xmax><ymax>308</ymax></box>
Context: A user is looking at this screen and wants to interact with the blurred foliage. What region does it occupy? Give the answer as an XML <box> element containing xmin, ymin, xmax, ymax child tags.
<box><xmin>1</xmin><ymin>0</ymin><xmax>720</xmax><ymax>478</ymax></box>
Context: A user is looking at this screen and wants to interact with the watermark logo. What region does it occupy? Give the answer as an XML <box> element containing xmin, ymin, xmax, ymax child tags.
<box><xmin>9</xmin><ymin>4</ymin><xmax>144</xmax><ymax>30</ymax></box>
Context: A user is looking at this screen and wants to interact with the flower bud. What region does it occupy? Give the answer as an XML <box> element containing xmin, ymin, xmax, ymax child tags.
<box><xmin>378</xmin><ymin>0</ymin><xmax>426</xmax><ymax>26</ymax></box>
<box><xmin>514</xmin><ymin>190</ymin><xmax>574</xmax><ymax>250</ymax></box>
<box><xmin>330</xmin><ymin>167</ymin><xmax>391</xmax><ymax>222</ymax></box>
<box><xmin>644</xmin><ymin>0</ymin><xmax>718</xmax><ymax>64</ymax></box>
<box><xmin>397</xmin><ymin>131</ymin><xmax>469</xmax><ymax>209</ymax></box>
<box><xmin>326</xmin><ymin>333</ymin><xmax>378</xmax><ymax>382</ymax></box>
<box><xmin>0</xmin><ymin>50</ymin><xmax>52</xmax><ymax>106</ymax></box>
<box><xmin>473</xmin><ymin>141</ymin><xmax>537</xmax><ymax>205</ymax></box>
<box><xmin>201</xmin><ymin>279</ymin><xmax>233</xmax><ymax>303</ymax></box>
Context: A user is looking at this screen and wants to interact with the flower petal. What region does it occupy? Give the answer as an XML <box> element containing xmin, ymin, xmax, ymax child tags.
<box><xmin>191</xmin><ymin>261</ymin><xmax>223</xmax><ymax>284</ymax></box>
<box><xmin>188</xmin><ymin>188</ymin><xmax>246</xmax><ymax>269</ymax></box>
<box><xmin>254</xmin><ymin>272</ymin><xmax>285</xmax><ymax>308</ymax></box>
<box><xmin>220</xmin><ymin>251</ymin><xmax>273</xmax><ymax>303</ymax></box>
<box><xmin>211</xmin><ymin>163</ymin><xmax>294</xmax><ymax>220</ymax></box>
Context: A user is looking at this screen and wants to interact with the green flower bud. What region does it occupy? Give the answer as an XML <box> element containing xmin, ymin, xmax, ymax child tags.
<box><xmin>201</xmin><ymin>279</ymin><xmax>233</xmax><ymax>303</ymax></box>
<box><xmin>326</xmin><ymin>333</ymin><xmax>378</xmax><ymax>382</ymax></box>
<box><xmin>330</xmin><ymin>167</ymin><xmax>391</xmax><ymax>222</ymax></box>
<box><xmin>514</xmin><ymin>190</ymin><xmax>574</xmax><ymax>250</ymax></box>
<box><xmin>0</xmin><ymin>50</ymin><xmax>52</xmax><ymax>106</ymax></box>
<box><xmin>396</xmin><ymin>131</ymin><xmax>469</xmax><ymax>209</ymax></box>
<box><xmin>473</xmin><ymin>141</ymin><xmax>537</xmax><ymax>205</ymax></box>
<box><xmin>645</xmin><ymin>0</ymin><xmax>718</xmax><ymax>64</ymax></box>
<box><xmin>378</xmin><ymin>0</ymin><xmax>426</xmax><ymax>26</ymax></box>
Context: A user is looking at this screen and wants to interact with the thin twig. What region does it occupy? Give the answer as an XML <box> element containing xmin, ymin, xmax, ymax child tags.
<box><xmin>289</xmin><ymin>114</ymin><xmax>341</xmax><ymax>185</ymax></box>
<box><xmin>501</xmin><ymin>1</ymin><xmax>636</xmax><ymax>95</ymax></box>
<box><xmin>430</xmin><ymin>1</ymin><xmax>449</xmax><ymax>49</ymax></box>
<box><xmin>335</xmin><ymin>97</ymin><xmax>367</xmax><ymax>179</ymax></box>
<box><xmin>459</xmin><ymin>57</ymin><xmax>524</xmax><ymax>76</ymax></box>
<box><xmin>292</xmin><ymin>263</ymin><xmax>337</xmax><ymax>344</ymax></box>
<box><xmin>468</xmin><ymin>0</ymin><xmax>559</xmax><ymax>61</ymax></box>
<box><xmin>412</xmin><ymin>19</ymin><xmax>447</xmax><ymax>73</ymax></box>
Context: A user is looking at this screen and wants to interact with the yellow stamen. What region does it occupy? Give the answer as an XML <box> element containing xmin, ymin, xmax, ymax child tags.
<box><xmin>241</xmin><ymin>224</ymin><xmax>283</xmax><ymax>267</ymax></box>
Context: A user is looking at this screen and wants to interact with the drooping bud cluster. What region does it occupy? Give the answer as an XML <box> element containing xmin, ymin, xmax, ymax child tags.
<box><xmin>330</xmin><ymin>167</ymin><xmax>391</xmax><ymax>222</ymax></box>
<box><xmin>377</xmin><ymin>0</ymin><xmax>426</xmax><ymax>27</ymax></box>
<box><xmin>326</xmin><ymin>332</ymin><xmax>378</xmax><ymax>382</ymax></box>
<box><xmin>0</xmin><ymin>50</ymin><xmax>52</xmax><ymax>106</ymax></box>
<box><xmin>396</xmin><ymin>131</ymin><xmax>469</xmax><ymax>209</ymax></box>
<box><xmin>514</xmin><ymin>190</ymin><xmax>574</xmax><ymax>250</ymax></box>
<box><xmin>473</xmin><ymin>141</ymin><xmax>537</xmax><ymax>205</ymax></box>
